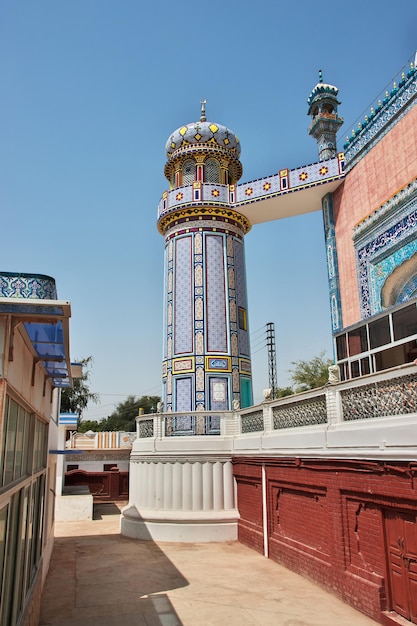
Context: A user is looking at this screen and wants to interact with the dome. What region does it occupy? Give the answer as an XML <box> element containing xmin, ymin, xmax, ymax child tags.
<box><xmin>307</xmin><ymin>70</ymin><xmax>340</xmax><ymax>115</ymax></box>
<box><xmin>165</xmin><ymin>120</ymin><xmax>241</xmax><ymax>158</ymax></box>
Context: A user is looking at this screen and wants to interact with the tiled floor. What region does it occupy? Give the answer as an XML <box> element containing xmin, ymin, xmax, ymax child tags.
<box><xmin>39</xmin><ymin>503</ymin><xmax>378</xmax><ymax>626</ymax></box>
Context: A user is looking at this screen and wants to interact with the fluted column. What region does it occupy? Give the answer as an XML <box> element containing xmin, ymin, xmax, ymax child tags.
<box><xmin>121</xmin><ymin>453</ymin><xmax>238</xmax><ymax>542</ymax></box>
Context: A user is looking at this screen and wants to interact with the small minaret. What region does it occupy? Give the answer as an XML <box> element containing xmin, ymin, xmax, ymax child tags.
<box><xmin>307</xmin><ymin>70</ymin><xmax>343</xmax><ymax>161</ymax></box>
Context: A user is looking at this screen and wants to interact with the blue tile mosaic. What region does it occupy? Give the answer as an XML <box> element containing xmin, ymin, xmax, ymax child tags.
<box><xmin>174</xmin><ymin>236</ymin><xmax>193</xmax><ymax>354</ymax></box>
<box><xmin>234</xmin><ymin>239</ymin><xmax>250</xmax><ymax>356</ymax></box>
<box><xmin>354</xmin><ymin>180</ymin><xmax>417</xmax><ymax>317</ymax></box>
<box><xmin>0</xmin><ymin>272</ymin><xmax>57</xmax><ymax>300</ymax></box>
<box><xmin>344</xmin><ymin>73</ymin><xmax>417</xmax><ymax>172</ymax></box>
<box><xmin>206</xmin><ymin>234</ymin><xmax>227</xmax><ymax>353</ymax></box>
<box><xmin>322</xmin><ymin>194</ymin><xmax>343</xmax><ymax>332</ymax></box>
<box><xmin>157</xmin><ymin>156</ymin><xmax>343</xmax><ymax>220</ymax></box>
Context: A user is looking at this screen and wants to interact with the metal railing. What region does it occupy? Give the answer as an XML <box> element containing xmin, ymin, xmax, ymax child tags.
<box><xmin>136</xmin><ymin>411</ymin><xmax>230</xmax><ymax>439</ymax></box>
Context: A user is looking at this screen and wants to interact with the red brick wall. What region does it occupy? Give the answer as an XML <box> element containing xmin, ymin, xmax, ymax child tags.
<box><xmin>233</xmin><ymin>457</ymin><xmax>417</xmax><ymax>623</ymax></box>
<box><xmin>233</xmin><ymin>463</ymin><xmax>264</xmax><ymax>553</ymax></box>
<box><xmin>65</xmin><ymin>469</ymin><xmax>129</xmax><ymax>501</ymax></box>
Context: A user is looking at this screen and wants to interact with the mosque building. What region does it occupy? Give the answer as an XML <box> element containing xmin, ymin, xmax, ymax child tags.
<box><xmin>157</xmin><ymin>59</ymin><xmax>417</xmax><ymax>417</ymax></box>
<box><xmin>124</xmin><ymin>53</ymin><xmax>417</xmax><ymax>626</ymax></box>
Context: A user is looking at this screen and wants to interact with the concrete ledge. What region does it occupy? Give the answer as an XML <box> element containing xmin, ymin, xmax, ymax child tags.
<box><xmin>55</xmin><ymin>486</ymin><xmax>93</xmax><ymax>522</ymax></box>
<box><xmin>120</xmin><ymin>505</ymin><xmax>238</xmax><ymax>542</ymax></box>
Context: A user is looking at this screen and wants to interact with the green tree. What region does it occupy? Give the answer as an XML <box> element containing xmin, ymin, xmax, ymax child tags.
<box><xmin>289</xmin><ymin>351</ymin><xmax>333</xmax><ymax>392</ymax></box>
<box><xmin>275</xmin><ymin>386</ymin><xmax>294</xmax><ymax>398</ymax></box>
<box><xmin>99</xmin><ymin>394</ymin><xmax>161</xmax><ymax>432</ymax></box>
<box><xmin>60</xmin><ymin>356</ymin><xmax>99</xmax><ymax>426</ymax></box>
<box><xmin>77</xmin><ymin>419</ymin><xmax>102</xmax><ymax>433</ymax></box>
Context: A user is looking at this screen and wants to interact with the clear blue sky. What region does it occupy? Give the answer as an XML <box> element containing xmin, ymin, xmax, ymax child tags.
<box><xmin>1</xmin><ymin>0</ymin><xmax>417</xmax><ymax>420</ymax></box>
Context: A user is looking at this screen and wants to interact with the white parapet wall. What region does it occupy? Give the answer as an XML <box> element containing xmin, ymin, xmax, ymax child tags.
<box><xmin>121</xmin><ymin>363</ymin><xmax>417</xmax><ymax>542</ymax></box>
<box><xmin>55</xmin><ymin>486</ymin><xmax>93</xmax><ymax>522</ymax></box>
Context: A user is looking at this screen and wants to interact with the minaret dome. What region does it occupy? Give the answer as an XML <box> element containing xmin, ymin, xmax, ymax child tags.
<box><xmin>164</xmin><ymin>104</ymin><xmax>243</xmax><ymax>188</ymax></box>
<box><xmin>307</xmin><ymin>70</ymin><xmax>343</xmax><ymax>161</ymax></box>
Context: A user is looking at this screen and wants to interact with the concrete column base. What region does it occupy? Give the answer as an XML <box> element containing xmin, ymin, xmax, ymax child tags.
<box><xmin>120</xmin><ymin>504</ymin><xmax>239</xmax><ymax>542</ymax></box>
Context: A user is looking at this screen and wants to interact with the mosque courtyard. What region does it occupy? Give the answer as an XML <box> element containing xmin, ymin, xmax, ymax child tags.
<box><xmin>39</xmin><ymin>503</ymin><xmax>378</xmax><ymax>626</ymax></box>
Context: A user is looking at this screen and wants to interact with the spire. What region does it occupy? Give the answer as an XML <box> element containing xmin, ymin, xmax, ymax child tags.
<box><xmin>318</xmin><ymin>69</ymin><xmax>323</xmax><ymax>83</ymax></box>
<box><xmin>200</xmin><ymin>99</ymin><xmax>207</xmax><ymax>122</ymax></box>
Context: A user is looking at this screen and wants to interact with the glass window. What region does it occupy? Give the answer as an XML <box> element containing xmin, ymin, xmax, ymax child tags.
<box><xmin>0</xmin><ymin>396</ymin><xmax>8</xmax><ymax>482</ymax></box>
<box><xmin>25</xmin><ymin>416</ymin><xmax>35</xmax><ymax>476</ymax></box>
<box><xmin>374</xmin><ymin>345</ymin><xmax>405</xmax><ymax>371</ymax></box>
<box><xmin>392</xmin><ymin>304</ymin><xmax>417</xmax><ymax>341</ymax></box>
<box><xmin>369</xmin><ymin>316</ymin><xmax>391</xmax><ymax>348</ymax></box>
<box><xmin>238</xmin><ymin>307</ymin><xmax>247</xmax><ymax>331</ymax></box>
<box><xmin>21</xmin><ymin>488</ymin><xmax>31</xmax><ymax>598</ymax></box>
<box><xmin>14</xmin><ymin>488</ymin><xmax>29</xmax><ymax>618</ymax></box>
<box><xmin>1</xmin><ymin>493</ymin><xmax>19</xmax><ymax>626</ymax></box>
<box><xmin>3</xmin><ymin>400</ymin><xmax>18</xmax><ymax>486</ymax></box>
<box><xmin>14</xmin><ymin>407</ymin><xmax>24</xmax><ymax>481</ymax></box>
<box><xmin>360</xmin><ymin>357</ymin><xmax>371</xmax><ymax>375</ymax></box>
<box><xmin>104</xmin><ymin>464</ymin><xmax>118</xmax><ymax>471</ymax></box>
<box><xmin>34</xmin><ymin>475</ymin><xmax>45</xmax><ymax>565</ymax></box>
<box><xmin>339</xmin><ymin>361</ymin><xmax>348</xmax><ymax>381</ymax></box>
<box><xmin>0</xmin><ymin>505</ymin><xmax>8</xmax><ymax>600</ymax></box>
<box><xmin>33</xmin><ymin>419</ymin><xmax>48</xmax><ymax>472</ymax></box>
<box><xmin>182</xmin><ymin>160</ymin><xmax>195</xmax><ymax>185</ymax></box>
<box><xmin>350</xmin><ymin>360</ymin><xmax>360</xmax><ymax>378</ymax></box>
<box><xmin>336</xmin><ymin>334</ymin><xmax>347</xmax><ymax>360</ymax></box>
<box><xmin>205</xmin><ymin>158</ymin><xmax>220</xmax><ymax>183</ymax></box>
<box><xmin>348</xmin><ymin>326</ymin><xmax>368</xmax><ymax>356</ymax></box>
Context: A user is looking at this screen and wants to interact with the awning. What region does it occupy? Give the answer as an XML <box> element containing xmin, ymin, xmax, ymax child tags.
<box><xmin>0</xmin><ymin>297</ymin><xmax>72</xmax><ymax>387</ymax></box>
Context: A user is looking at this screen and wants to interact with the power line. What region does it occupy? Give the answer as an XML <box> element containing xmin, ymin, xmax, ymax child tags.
<box><xmin>251</xmin><ymin>345</ymin><xmax>267</xmax><ymax>356</ymax></box>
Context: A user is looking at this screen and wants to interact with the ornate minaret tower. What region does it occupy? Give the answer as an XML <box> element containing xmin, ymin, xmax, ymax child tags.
<box><xmin>157</xmin><ymin>104</ymin><xmax>253</xmax><ymax>422</ymax></box>
<box><xmin>307</xmin><ymin>70</ymin><xmax>343</xmax><ymax>161</ymax></box>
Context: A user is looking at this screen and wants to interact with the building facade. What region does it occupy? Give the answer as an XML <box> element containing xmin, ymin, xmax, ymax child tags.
<box><xmin>327</xmin><ymin>62</ymin><xmax>417</xmax><ymax>379</ymax></box>
<box><xmin>0</xmin><ymin>272</ymin><xmax>72</xmax><ymax>626</ymax></box>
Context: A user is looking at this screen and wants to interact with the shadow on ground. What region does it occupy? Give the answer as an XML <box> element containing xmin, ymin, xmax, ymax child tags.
<box><xmin>40</xmin><ymin>504</ymin><xmax>186</xmax><ymax>626</ymax></box>
<box><xmin>93</xmin><ymin>502</ymin><xmax>126</xmax><ymax>519</ymax></box>
<box><xmin>40</xmin><ymin>503</ymin><xmax>378</xmax><ymax>626</ymax></box>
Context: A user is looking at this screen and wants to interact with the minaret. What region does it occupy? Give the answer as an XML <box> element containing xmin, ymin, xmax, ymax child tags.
<box><xmin>307</xmin><ymin>70</ymin><xmax>343</xmax><ymax>161</ymax></box>
<box><xmin>157</xmin><ymin>104</ymin><xmax>253</xmax><ymax>424</ymax></box>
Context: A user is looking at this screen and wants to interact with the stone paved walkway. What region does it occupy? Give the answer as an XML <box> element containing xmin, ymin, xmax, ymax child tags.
<box><xmin>39</xmin><ymin>503</ymin><xmax>378</xmax><ymax>626</ymax></box>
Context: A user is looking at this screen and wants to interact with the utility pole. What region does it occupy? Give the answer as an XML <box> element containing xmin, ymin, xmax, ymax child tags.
<box><xmin>266</xmin><ymin>322</ymin><xmax>277</xmax><ymax>399</ymax></box>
